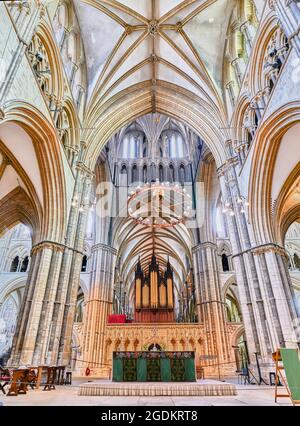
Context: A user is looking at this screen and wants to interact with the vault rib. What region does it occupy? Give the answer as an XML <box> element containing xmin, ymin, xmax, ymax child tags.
<box><xmin>158</xmin><ymin>0</ymin><xmax>199</xmax><ymax>25</ymax></box>
<box><xmin>181</xmin><ymin>0</ymin><xmax>218</xmax><ymax>26</ymax></box>
<box><xmin>82</xmin><ymin>0</ymin><xmax>129</xmax><ymax>27</ymax></box>
<box><xmin>97</xmin><ymin>30</ymin><xmax>149</xmax><ymax>94</ymax></box>
<box><xmin>179</xmin><ymin>28</ymin><xmax>223</xmax><ymax>106</ymax></box>
<box><xmin>97</xmin><ymin>0</ymin><xmax>149</xmax><ymax>24</ymax></box>
<box><xmin>98</xmin><ymin>57</ymin><xmax>152</xmax><ymax>104</ymax></box>
<box><xmin>158</xmin><ymin>29</ymin><xmax>215</xmax><ymax>98</ymax></box>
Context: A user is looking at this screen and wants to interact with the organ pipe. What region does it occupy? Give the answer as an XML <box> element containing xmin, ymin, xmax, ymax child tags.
<box><xmin>142</xmin><ymin>281</ymin><xmax>150</xmax><ymax>308</ymax></box>
<box><xmin>159</xmin><ymin>281</ymin><xmax>167</xmax><ymax>308</ymax></box>
<box><xmin>135</xmin><ymin>278</ymin><xmax>142</xmax><ymax>309</ymax></box>
<box><xmin>150</xmin><ymin>270</ymin><xmax>158</xmax><ymax>309</ymax></box>
<box><xmin>134</xmin><ymin>254</ymin><xmax>174</xmax><ymax>311</ymax></box>
<box><xmin>167</xmin><ymin>278</ymin><xmax>174</xmax><ymax>309</ymax></box>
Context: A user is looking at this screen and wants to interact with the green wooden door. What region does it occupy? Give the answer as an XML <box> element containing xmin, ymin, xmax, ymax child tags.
<box><xmin>184</xmin><ymin>358</ymin><xmax>196</xmax><ymax>381</ymax></box>
<box><xmin>137</xmin><ymin>358</ymin><xmax>147</xmax><ymax>381</ymax></box>
<box><xmin>161</xmin><ymin>358</ymin><xmax>171</xmax><ymax>381</ymax></box>
<box><xmin>112</xmin><ymin>358</ymin><xmax>123</xmax><ymax>382</ymax></box>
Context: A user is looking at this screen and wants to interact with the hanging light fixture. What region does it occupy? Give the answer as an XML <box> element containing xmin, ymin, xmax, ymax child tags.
<box><xmin>222</xmin><ymin>195</ymin><xmax>250</xmax><ymax>216</ymax></box>
<box><xmin>127</xmin><ymin>180</ymin><xmax>193</xmax><ymax>228</ymax></box>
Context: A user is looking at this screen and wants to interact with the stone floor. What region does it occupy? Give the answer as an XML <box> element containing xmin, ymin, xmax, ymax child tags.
<box><xmin>0</xmin><ymin>378</ymin><xmax>298</xmax><ymax>406</ymax></box>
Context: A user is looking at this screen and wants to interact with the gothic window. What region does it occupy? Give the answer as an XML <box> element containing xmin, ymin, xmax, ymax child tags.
<box><xmin>27</xmin><ymin>34</ymin><xmax>52</xmax><ymax>98</ymax></box>
<box><xmin>143</xmin><ymin>165</ymin><xmax>147</xmax><ymax>183</ymax></box>
<box><xmin>179</xmin><ymin>165</ymin><xmax>185</xmax><ymax>184</ymax></box>
<box><xmin>0</xmin><ymin>295</ymin><xmax>19</xmax><ymax>360</ymax></box>
<box><xmin>120</xmin><ymin>133</ymin><xmax>143</xmax><ymax>159</ymax></box>
<box><xmin>222</xmin><ymin>253</ymin><xmax>230</xmax><ymax>272</ymax></box>
<box><xmin>10</xmin><ymin>256</ymin><xmax>19</xmax><ymax>273</ymax></box>
<box><xmin>216</xmin><ymin>205</ymin><xmax>227</xmax><ymax>238</ymax></box>
<box><xmin>81</xmin><ymin>255</ymin><xmax>87</xmax><ymax>272</ymax></box>
<box><xmin>53</xmin><ymin>2</ymin><xmax>68</xmax><ymax>47</ymax></box>
<box><xmin>263</xmin><ymin>28</ymin><xmax>290</xmax><ymax>92</ymax></box>
<box><xmin>159</xmin><ymin>165</ymin><xmax>163</xmax><ymax>182</ymax></box>
<box><xmin>294</xmin><ymin>253</ymin><xmax>300</xmax><ymax>270</ymax></box>
<box><xmin>246</xmin><ymin>128</ymin><xmax>253</xmax><ymax>145</ymax></box>
<box><xmin>225</xmin><ymin>293</ymin><xmax>242</xmax><ymax>323</ymax></box>
<box><xmin>20</xmin><ymin>256</ymin><xmax>29</xmax><ymax>273</ymax></box>
<box><xmin>120</xmin><ymin>165</ymin><xmax>127</xmax><ymax>186</ymax></box>
<box><xmin>75</xmin><ymin>288</ymin><xmax>84</xmax><ymax>322</ymax></box>
<box><xmin>56</xmin><ymin>109</ymin><xmax>70</xmax><ymax>147</ymax></box>
<box><xmin>254</xmin><ymin>111</ymin><xmax>259</xmax><ymax>127</ymax></box>
<box><xmin>168</xmin><ymin>132</ymin><xmax>185</xmax><ymax>158</ymax></box>
<box><xmin>132</xmin><ymin>165</ymin><xmax>138</xmax><ymax>183</ymax></box>
<box><xmin>169</xmin><ymin>165</ymin><xmax>175</xmax><ymax>183</ymax></box>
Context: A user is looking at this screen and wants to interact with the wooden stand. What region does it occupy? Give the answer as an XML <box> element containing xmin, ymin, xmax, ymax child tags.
<box><xmin>7</xmin><ymin>369</ymin><xmax>30</xmax><ymax>396</ymax></box>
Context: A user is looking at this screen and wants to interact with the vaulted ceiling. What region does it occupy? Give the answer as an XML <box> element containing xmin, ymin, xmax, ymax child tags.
<box><xmin>74</xmin><ymin>0</ymin><xmax>235</xmax><ymax>112</ymax></box>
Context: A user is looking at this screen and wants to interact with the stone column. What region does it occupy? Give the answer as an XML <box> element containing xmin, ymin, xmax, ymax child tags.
<box><xmin>218</xmin><ymin>159</ymin><xmax>271</xmax><ymax>361</ymax></box>
<box><xmin>46</xmin><ymin>160</ymin><xmax>93</xmax><ymax>366</ymax></box>
<box><xmin>193</xmin><ymin>242</ymin><xmax>231</xmax><ymax>376</ymax></box>
<box><xmin>218</xmin><ymin>153</ymin><xmax>299</xmax><ymax>370</ymax></box>
<box><xmin>9</xmin><ymin>241</ymin><xmax>64</xmax><ymax>366</ymax></box>
<box><xmin>31</xmin><ymin>245</ymin><xmax>64</xmax><ymax>365</ymax></box>
<box><xmin>57</xmin><ymin>173</ymin><xmax>93</xmax><ymax>365</ymax></box>
<box><xmin>81</xmin><ymin>244</ymin><xmax>117</xmax><ymax>377</ymax></box>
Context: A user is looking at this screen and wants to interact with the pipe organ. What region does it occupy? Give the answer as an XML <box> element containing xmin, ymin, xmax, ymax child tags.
<box><xmin>134</xmin><ymin>255</ymin><xmax>175</xmax><ymax>323</ymax></box>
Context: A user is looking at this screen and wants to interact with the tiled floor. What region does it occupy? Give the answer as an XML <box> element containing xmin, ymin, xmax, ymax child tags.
<box><xmin>0</xmin><ymin>378</ymin><xmax>297</xmax><ymax>406</ymax></box>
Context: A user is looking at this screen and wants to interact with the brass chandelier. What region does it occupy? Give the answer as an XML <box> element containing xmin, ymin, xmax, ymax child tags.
<box><xmin>127</xmin><ymin>180</ymin><xmax>193</xmax><ymax>228</ymax></box>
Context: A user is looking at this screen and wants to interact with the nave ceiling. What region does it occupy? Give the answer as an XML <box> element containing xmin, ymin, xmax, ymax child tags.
<box><xmin>74</xmin><ymin>0</ymin><xmax>235</xmax><ymax>113</ymax></box>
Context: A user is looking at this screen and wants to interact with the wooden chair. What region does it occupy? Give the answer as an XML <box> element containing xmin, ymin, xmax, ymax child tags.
<box><xmin>7</xmin><ymin>369</ymin><xmax>30</xmax><ymax>396</ymax></box>
<box><xmin>28</xmin><ymin>368</ymin><xmax>38</xmax><ymax>389</ymax></box>
<box><xmin>0</xmin><ymin>366</ymin><xmax>11</xmax><ymax>395</ymax></box>
<box><xmin>56</xmin><ymin>366</ymin><xmax>66</xmax><ymax>385</ymax></box>
<box><xmin>65</xmin><ymin>371</ymin><xmax>72</xmax><ymax>385</ymax></box>
<box><xmin>237</xmin><ymin>367</ymin><xmax>250</xmax><ymax>384</ymax></box>
<box><xmin>43</xmin><ymin>367</ymin><xmax>57</xmax><ymax>391</ymax></box>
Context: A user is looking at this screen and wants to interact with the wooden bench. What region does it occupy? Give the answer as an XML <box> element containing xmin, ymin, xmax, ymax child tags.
<box><xmin>6</xmin><ymin>368</ymin><xmax>30</xmax><ymax>396</ymax></box>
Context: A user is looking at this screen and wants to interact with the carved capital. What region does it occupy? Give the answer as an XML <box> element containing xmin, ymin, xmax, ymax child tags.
<box><xmin>31</xmin><ymin>240</ymin><xmax>65</xmax><ymax>255</ymax></box>
<box><xmin>251</xmin><ymin>243</ymin><xmax>288</xmax><ymax>259</ymax></box>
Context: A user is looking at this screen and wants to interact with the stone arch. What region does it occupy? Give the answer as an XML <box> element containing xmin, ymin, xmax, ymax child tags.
<box><xmin>0</xmin><ymin>187</ymin><xmax>39</xmax><ymax>240</ymax></box>
<box><xmin>248</xmin><ymin>102</ymin><xmax>300</xmax><ymax>244</ymax></box>
<box><xmin>230</xmin><ymin>325</ymin><xmax>245</xmax><ymax>348</ymax></box>
<box><xmin>5</xmin><ymin>242</ymin><xmax>30</xmax><ymax>272</ymax></box>
<box><xmin>1</xmin><ymin>101</ymin><xmax>67</xmax><ymax>243</ymax></box>
<box><xmin>28</xmin><ymin>20</ymin><xmax>65</xmax><ymax>102</ymax></box>
<box><xmin>56</xmin><ymin>98</ymin><xmax>80</xmax><ymax>155</ymax></box>
<box><xmin>274</xmin><ymin>163</ymin><xmax>300</xmax><ymax>245</ymax></box>
<box><xmin>82</xmin><ymin>82</ymin><xmax>227</xmax><ymax>171</ymax></box>
<box><xmin>222</xmin><ymin>274</ymin><xmax>238</xmax><ymax>301</ymax></box>
<box><xmin>0</xmin><ymin>276</ymin><xmax>27</xmax><ymax>305</ymax></box>
<box><xmin>248</xmin><ymin>14</ymin><xmax>288</xmax><ymax>96</ymax></box>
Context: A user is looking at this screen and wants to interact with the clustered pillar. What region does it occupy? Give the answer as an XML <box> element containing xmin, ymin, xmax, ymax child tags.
<box><xmin>9</xmin><ymin>152</ymin><xmax>94</xmax><ymax>367</ymax></box>
<box><xmin>217</xmin><ymin>148</ymin><xmax>299</xmax><ymax>369</ymax></box>
<box><xmin>193</xmin><ymin>243</ymin><xmax>231</xmax><ymax>376</ymax></box>
<box><xmin>81</xmin><ymin>244</ymin><xmax>116</xmax><ymax>377</ymax></box>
